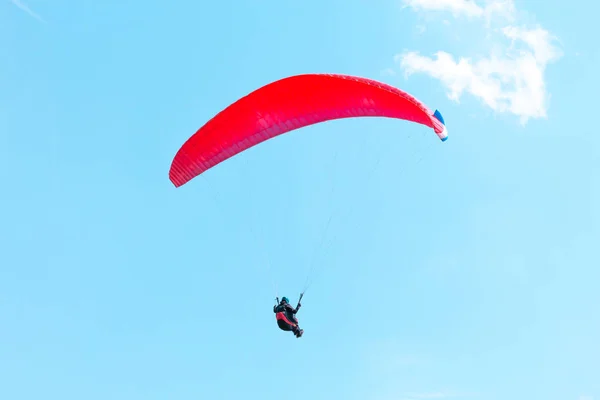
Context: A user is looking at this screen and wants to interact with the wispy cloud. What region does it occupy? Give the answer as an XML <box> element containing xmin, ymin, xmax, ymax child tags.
<box><xmin>394</xmin><ymin>0</ymin><xmax>562</xmax><ymax>124</ymax></box>
<box><xmin>9</xmin><ymin>0</ymin><xmax>44</xmax><ymax>22</ymax></box>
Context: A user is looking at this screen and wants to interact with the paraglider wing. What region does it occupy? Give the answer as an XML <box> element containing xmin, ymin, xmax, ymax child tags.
<box><xmin>169</xmin><ymin>73</ymin><xmax>447</xmax><ymax>187</ymax></box>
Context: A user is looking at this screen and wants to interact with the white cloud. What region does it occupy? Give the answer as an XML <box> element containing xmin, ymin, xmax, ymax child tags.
<box><xmin>9</xmin><ymin>0</ymin><xmax>44</xmax><ymax>22</ymax></box>
<box><xmin>395</xmin><ymin>0</ymin><xmax>562</xmax><ymax>123</ymax></box>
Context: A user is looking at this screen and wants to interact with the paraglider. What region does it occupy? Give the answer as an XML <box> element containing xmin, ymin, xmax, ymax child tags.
<box><xmin>168</xmin><ymin>73</ymin><xmax>449</xmax><ymax>338</ymax></box>
<box><xmin>274</xmin><ymin>294</ymin><xmax>304</xmax><ymax>338</ymax></box>
<box><xmin>168</xmin><ymin>73</ymin><xmax>447</xmax><ymax>187</ymax></box>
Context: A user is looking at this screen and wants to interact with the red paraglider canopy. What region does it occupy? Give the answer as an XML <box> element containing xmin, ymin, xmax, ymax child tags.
<box><xmin>169</xmin><ymin>73</ymin><xmax>447</xmax><ymax>187</ymax></box>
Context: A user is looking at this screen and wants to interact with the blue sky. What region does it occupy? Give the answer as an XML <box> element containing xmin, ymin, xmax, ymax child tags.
<box><xmin>1</xmin><ymin>1</ymin><xmax>598</xmax><ymax>399</ymax></box>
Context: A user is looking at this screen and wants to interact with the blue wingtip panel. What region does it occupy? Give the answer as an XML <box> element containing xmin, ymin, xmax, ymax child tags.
<box><xmin>433</xmin><ymin>109</ymin><xmax>445</xmax><ymax>126</ymax></box>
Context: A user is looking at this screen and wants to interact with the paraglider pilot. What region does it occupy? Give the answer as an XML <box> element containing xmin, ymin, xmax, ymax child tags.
<box><xmin>274</xmin><ymin>295</ymin><xmax>304</xmax><ymax>338</ymax></box>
